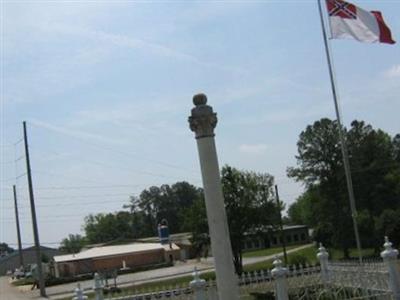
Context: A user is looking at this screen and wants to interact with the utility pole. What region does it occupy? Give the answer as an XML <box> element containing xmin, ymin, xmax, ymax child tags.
<box><xmin>13</xmin><ymin>185</ymin><xmax>24</xmax><ymax>270</ymax></box>
<box><xmin>23</xmin><ymin>121</ymin><xmax>46</xmax><ymax>297</ymax></box>
<box><xmin>275</xmin><ymin>185</ymin><xmax>288</xmax><ymax>265</ymax></box>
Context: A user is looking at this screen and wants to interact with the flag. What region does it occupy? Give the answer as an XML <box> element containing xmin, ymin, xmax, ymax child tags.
<box><xmin>326</xmin><ymin>0</ymin><xmax>395</xmax><ymax>44</ymax></box>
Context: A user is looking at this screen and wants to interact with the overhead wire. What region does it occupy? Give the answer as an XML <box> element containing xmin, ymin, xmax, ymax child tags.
<box><xmin>28</xmin><ymin>121</ymin><xmax>199</xmax><ymax>175</ymax></box>
<box><xmin>2</xmin><ymin>197</ymin><xmax>132</xmax><ymax>209</ymax></box>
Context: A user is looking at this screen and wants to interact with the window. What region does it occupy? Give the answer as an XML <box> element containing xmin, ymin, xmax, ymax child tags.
<box><xmin>301</xmin><ymin>233</ymin><xmax>306</xmax><ymax>241</ymax></box>
<box><xmin>286</xmin><ymin>235</ymin><xmax>292</xmax><ymax>243</ymax></box>
<box><xmin>294</xmin><ymin>234</ymin><xmax>299</xmax><ymax>242</ymax></box>
<box><xmin>273</xmin><ymin>237</ymin><xmax>277</xmax><ymax>245</ymax></box>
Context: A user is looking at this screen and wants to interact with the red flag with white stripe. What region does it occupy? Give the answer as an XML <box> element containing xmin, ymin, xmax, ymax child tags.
<box><xmin>326</xmin><ymin>0</ymin><xmax>395</xmax><ymax>44</ymax></box>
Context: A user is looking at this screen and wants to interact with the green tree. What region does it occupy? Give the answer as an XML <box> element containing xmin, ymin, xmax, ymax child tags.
<box><xmin>125</xmin><ymin>181</ymin><xmax>203</xmax><ymax>235</ymax></box>
<box><xmin>287</xmin><ymin>188</ymin><xmax>321</xmax><ymax>226</ymax></box>
<box><xmin>221</xmin><ymin>165</ymin><xmax>277</xmax><ymax>274</ymax></box>
<box><xmin>288</xmin><ymin>118</ymin><xmax>400</xmax><ymax>256</ymax></box>
<box><xmin>83</xmin><ymin>181</ymin><xmax>203</xmax><ymax>244</ymax></box>
<box><xmin>59</xmin><ymin>234</ymin><xmax>87</xmax><ymax>253</ymax></box>
<box><xmin>184</xmin><ymin>166</ymin><xmax>278</xmax><ymax>274</ymax></box>
<box><xmin>0</xmin><ymin>242</ymin><xmax>14</xmax><ymax>255</ymax></box>
<box><xmin>84</xmin><ymin>211</ymin><xmax>136</xmax><ymax>244</ymax></box>
<box><xmin>183</xmin><ymin>197</ymin><xmax>209</xmax><ymax>258</ymax></box>
<box><xmin>375</xmin><ymin>209</ymin><xmax>400</xmax><ymax>248</ymax></box>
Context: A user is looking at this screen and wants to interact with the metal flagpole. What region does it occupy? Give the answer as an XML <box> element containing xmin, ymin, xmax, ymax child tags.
<box><xmin>317</xmin><ymin>0</ymin><xmax>362</xmax><ymax>262</ymax></box>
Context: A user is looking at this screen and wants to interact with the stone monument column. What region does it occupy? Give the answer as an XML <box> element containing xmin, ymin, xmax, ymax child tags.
<box><xmin>189</xmin><ymin>93</ymin><xmax>239</xmax><ymax>300</ymax></box>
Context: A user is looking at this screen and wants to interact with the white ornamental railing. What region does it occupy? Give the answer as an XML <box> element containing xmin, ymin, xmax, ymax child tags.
<box><xmin>71</xmin><ymin>236</ymin><xmax>400</xmax><ymax>300</ymax></box>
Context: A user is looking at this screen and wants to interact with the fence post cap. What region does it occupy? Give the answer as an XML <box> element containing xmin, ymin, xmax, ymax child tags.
<box><xmin>271</xmin><ymin>256</ymin><xmax>288</xmax><ymax>278</ymax></box>
<box><xmin>93</xmin><ymin>272</ymin><xmax>103</xmax><ymax>289</ymax></box>
<box><xmin>190</xmin><ymin>266</ymin><xmax>206</xmax><ymax>288</ymax></box>
<box><xmin>381</xmin><ymin>236</ymin><xmax>399</xmax><ymax>259</ymax></box>
<box><xmin>317</xmin><ymin>243</ymin><xmax>329</xmax><ymax>259</ymax></box>
<box><xmin>74</xmin><ymin>283</ymin><xmax>88</xmax><ymax>300</ymax></box>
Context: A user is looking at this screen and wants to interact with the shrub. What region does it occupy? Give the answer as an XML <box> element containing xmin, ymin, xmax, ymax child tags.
<box><xmin>288</xmin><ymin>254</ymin><xmax>309</xmax><ymax>267</ymax></box>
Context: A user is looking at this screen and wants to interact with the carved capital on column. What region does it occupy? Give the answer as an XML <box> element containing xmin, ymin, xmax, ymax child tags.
<box><xmin>188</xmin><ymin>93</ymin><xmax>218</xmax><ymax>139</ymax></box>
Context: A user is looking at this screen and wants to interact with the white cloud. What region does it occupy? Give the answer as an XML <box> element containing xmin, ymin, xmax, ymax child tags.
<box><xmin>383</xmin><ymin>64</ymin><xmax>400</xmax><ymax>78</ymax></box>
<box><xmin>239</xmin><ymin>143</ymin><xmax>268</xmax><ymax>155</ymax></box>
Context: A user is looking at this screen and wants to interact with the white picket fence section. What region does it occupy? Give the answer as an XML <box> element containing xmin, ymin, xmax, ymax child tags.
<box><xmin>72</xmin><ymin>237</ymin><xmax>400</xmax><ymax>300</ymax></box>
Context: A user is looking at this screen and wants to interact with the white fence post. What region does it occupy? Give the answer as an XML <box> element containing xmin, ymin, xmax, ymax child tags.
<box><xmin>271</xmin><ymin>257</ymin><xmax>289</xmax><ymax>300</ymax></box>
<box><xmin>380</xmin><ymin>236</ymin><xmax>400</xmax><ymax>300</ymax></box>
<box><xmin>317</xmin><ymin>243</ymin><xmax>330</xmax><ymax>285</ymax></box>
<box><xmin>93</xmin><ymin>272</ymin><xmax>104</xmax><ymax>300</ymax></box>
<box><xmin>72</xmin><ymin>283</ymin><xmax>88</xmax><ymax>300</ymax></box>
<box><xmin>190</xmin><ymin>267</ymin><xmax>207</xmax><ymax>300</ymax></box>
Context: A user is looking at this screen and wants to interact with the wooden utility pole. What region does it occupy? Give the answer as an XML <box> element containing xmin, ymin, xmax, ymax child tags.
<box><xmin>13</xmin><ymin>185</ymin><xmax>24</xmax><ymax>269</ymax></box>
<box><xmin>275</xmin><ymin>185</ymin><xmax>288</xmax><ymax>265</ymax></box>
<box><xmin>23</xmin><ymin>121</ymin><xmax>46</xmax><ymax>297</ymax></box>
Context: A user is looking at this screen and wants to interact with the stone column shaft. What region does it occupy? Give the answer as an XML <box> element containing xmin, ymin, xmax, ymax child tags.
<box><xmin>189</xmin><ymin>94</ymin><xmax>239</xmax><ymax>300</ymax></box>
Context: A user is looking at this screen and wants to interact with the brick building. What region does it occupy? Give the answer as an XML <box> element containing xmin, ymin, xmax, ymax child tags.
<box><xmin>242</xmin><ymin>225</ymin><xmax>310</xmax><ymax>252</ymax></box>
<box><xmin>53</xmin><ymin>242</ymin><xmax>180</xmax><ymax>278</ymax></box>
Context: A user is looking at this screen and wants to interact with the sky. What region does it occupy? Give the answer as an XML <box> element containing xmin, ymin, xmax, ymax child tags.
<box><xmin>1</xmin><ymin>0</ymin><xmax>399</xmax><ymax>249</ymax></box>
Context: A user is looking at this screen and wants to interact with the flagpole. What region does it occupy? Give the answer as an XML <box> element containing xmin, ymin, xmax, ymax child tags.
<box><xmin>317</xmin><ymin>0</ymin><xmax>362</xmax><ymax>263</ymax></box>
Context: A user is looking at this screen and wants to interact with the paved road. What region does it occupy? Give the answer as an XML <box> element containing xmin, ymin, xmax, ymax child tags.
<box><xmin>0</xmin><ymin>277</ymin><xmax>47</xmax><ymax>300</ymax></box>
<box><xmin>4</xmin><ymin>244</ymin><xmax>313</xmax><ymax>299</ymax></box>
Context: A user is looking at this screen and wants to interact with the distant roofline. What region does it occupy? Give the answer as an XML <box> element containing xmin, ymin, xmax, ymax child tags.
<box><xmin>0</xmin><ymin>246</ymin><xmax>60</xmax><ymax>263</ymax></box>
<box><xmin>54</xmin><ymin>242</ymin><xmax>180</xmax><ymax>263</ymax></box>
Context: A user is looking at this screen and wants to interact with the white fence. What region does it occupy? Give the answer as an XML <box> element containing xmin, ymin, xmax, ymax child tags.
<box><xmin>72</xmin><ymin>237</ymin><xmax>400</xmax><ymax>300</ymax></box>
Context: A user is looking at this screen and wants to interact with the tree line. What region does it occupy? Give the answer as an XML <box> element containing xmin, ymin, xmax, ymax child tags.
<box><xmin>60</xmin><ymin>169</ymin><xmax>279</xmax><ymax>274</ymax></box>
<box><xmin>287</xmin><ymin>119</ymin><xmax>400</xmax><ymax>257</ymax></box>
<box><xmin>59</xmin><ymin>118</ymin><xmax>400</xmax><ymax>270</ymax></box>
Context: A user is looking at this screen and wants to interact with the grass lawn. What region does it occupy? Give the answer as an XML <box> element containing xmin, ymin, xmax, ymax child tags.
<box><xmin>243</xmin><ymin>245</ymin><xmax>317</xmax><ymax>272</ymax></box>
<box><xmin>242</xmin><ymin>244</ymin><xmax>305</xmax><ymax>258</ymax></box>
<box><xmin>11</xmin><ymin>277</ymin><xmax>35</xmax><ymax>286</ymax></box>
<box><xmin>243</xmin><ymin>246</ymin><xmax>377</xmax><ymax>272</ymax></box>
<box><xmin>329</xmin><ymin>248</ymin><xmax>376</xmax><ymax>260</ymax></box>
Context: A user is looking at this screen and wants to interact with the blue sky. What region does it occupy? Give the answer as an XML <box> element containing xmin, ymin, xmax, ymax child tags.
<box><xmin>1</xmin><ymin>0</ymin><xmax>399</xmax><ymax>248</ymax></box>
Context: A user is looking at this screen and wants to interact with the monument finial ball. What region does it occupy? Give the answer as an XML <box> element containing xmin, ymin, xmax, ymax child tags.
<box><xmin>193</xmin><ymin>93</ymin><xmax>207</xmax><ymax>106</ymax></box>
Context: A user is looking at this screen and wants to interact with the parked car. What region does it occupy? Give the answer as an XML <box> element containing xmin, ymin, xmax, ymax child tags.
<box><xmin>13</xmin><ymin>268</ymin><xmax>25</xmax><ymax>279</ymax></box>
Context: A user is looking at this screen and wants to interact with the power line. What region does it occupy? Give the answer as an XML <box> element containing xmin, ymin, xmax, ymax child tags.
<box><xmin>2</xmin><ymin>214</ymin><xmax>87</xmax><ymax>222</ymax></box>
<box><xmin>2</xmin><ymin>218</ymin><xmax>85</xmax><ymax>224</ymax></box>
<box><xmin>15</xmin><ymin>155</ymin><xmax>25</xmax><ymax>162</ymax></box>
<box><xmin>32</xmin><ymin>169</ymin><xmax>114</xmax><ymax>185</ymax></box>
<box><xmin>15</xmin><ymin>173</ymin><xmax>27</xmax><ymax>180</ymax></box>
<box><xmin>32</xmin><ymin>163</ymin><xmax>200</xmax><ymax>184</ymax></box>
<box><xmin>29</xmin><ymin>149</ymin><xmax>201</xmax><ymax>183</ymax></box>
<box><xmin>3</xmin><ymin>197</ymin><xmax>131</xmax><ymax>209</ymax></box>
<box><xmin>0</xmin><ymin>177</ymin><xmax>15</xmax><ymax>183</ymax></box>
<box><xmin>28</xmin><ymin>121</ymin><xmax>199</xmax><ymax>175</ymax></box>
<box><xmin>34</xmin><ymin>183</ymin><xmax>149</xmax><ymax>190</ymax></box>
<box><xmin>29</xmin><ymin>193</ymin><xmax>131</xmax><ymax>200</ymax></box>
<box><xmin>14</xmin><ymin>138</ymin><xmax>24</xmax><ymax>145</ymax></box>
